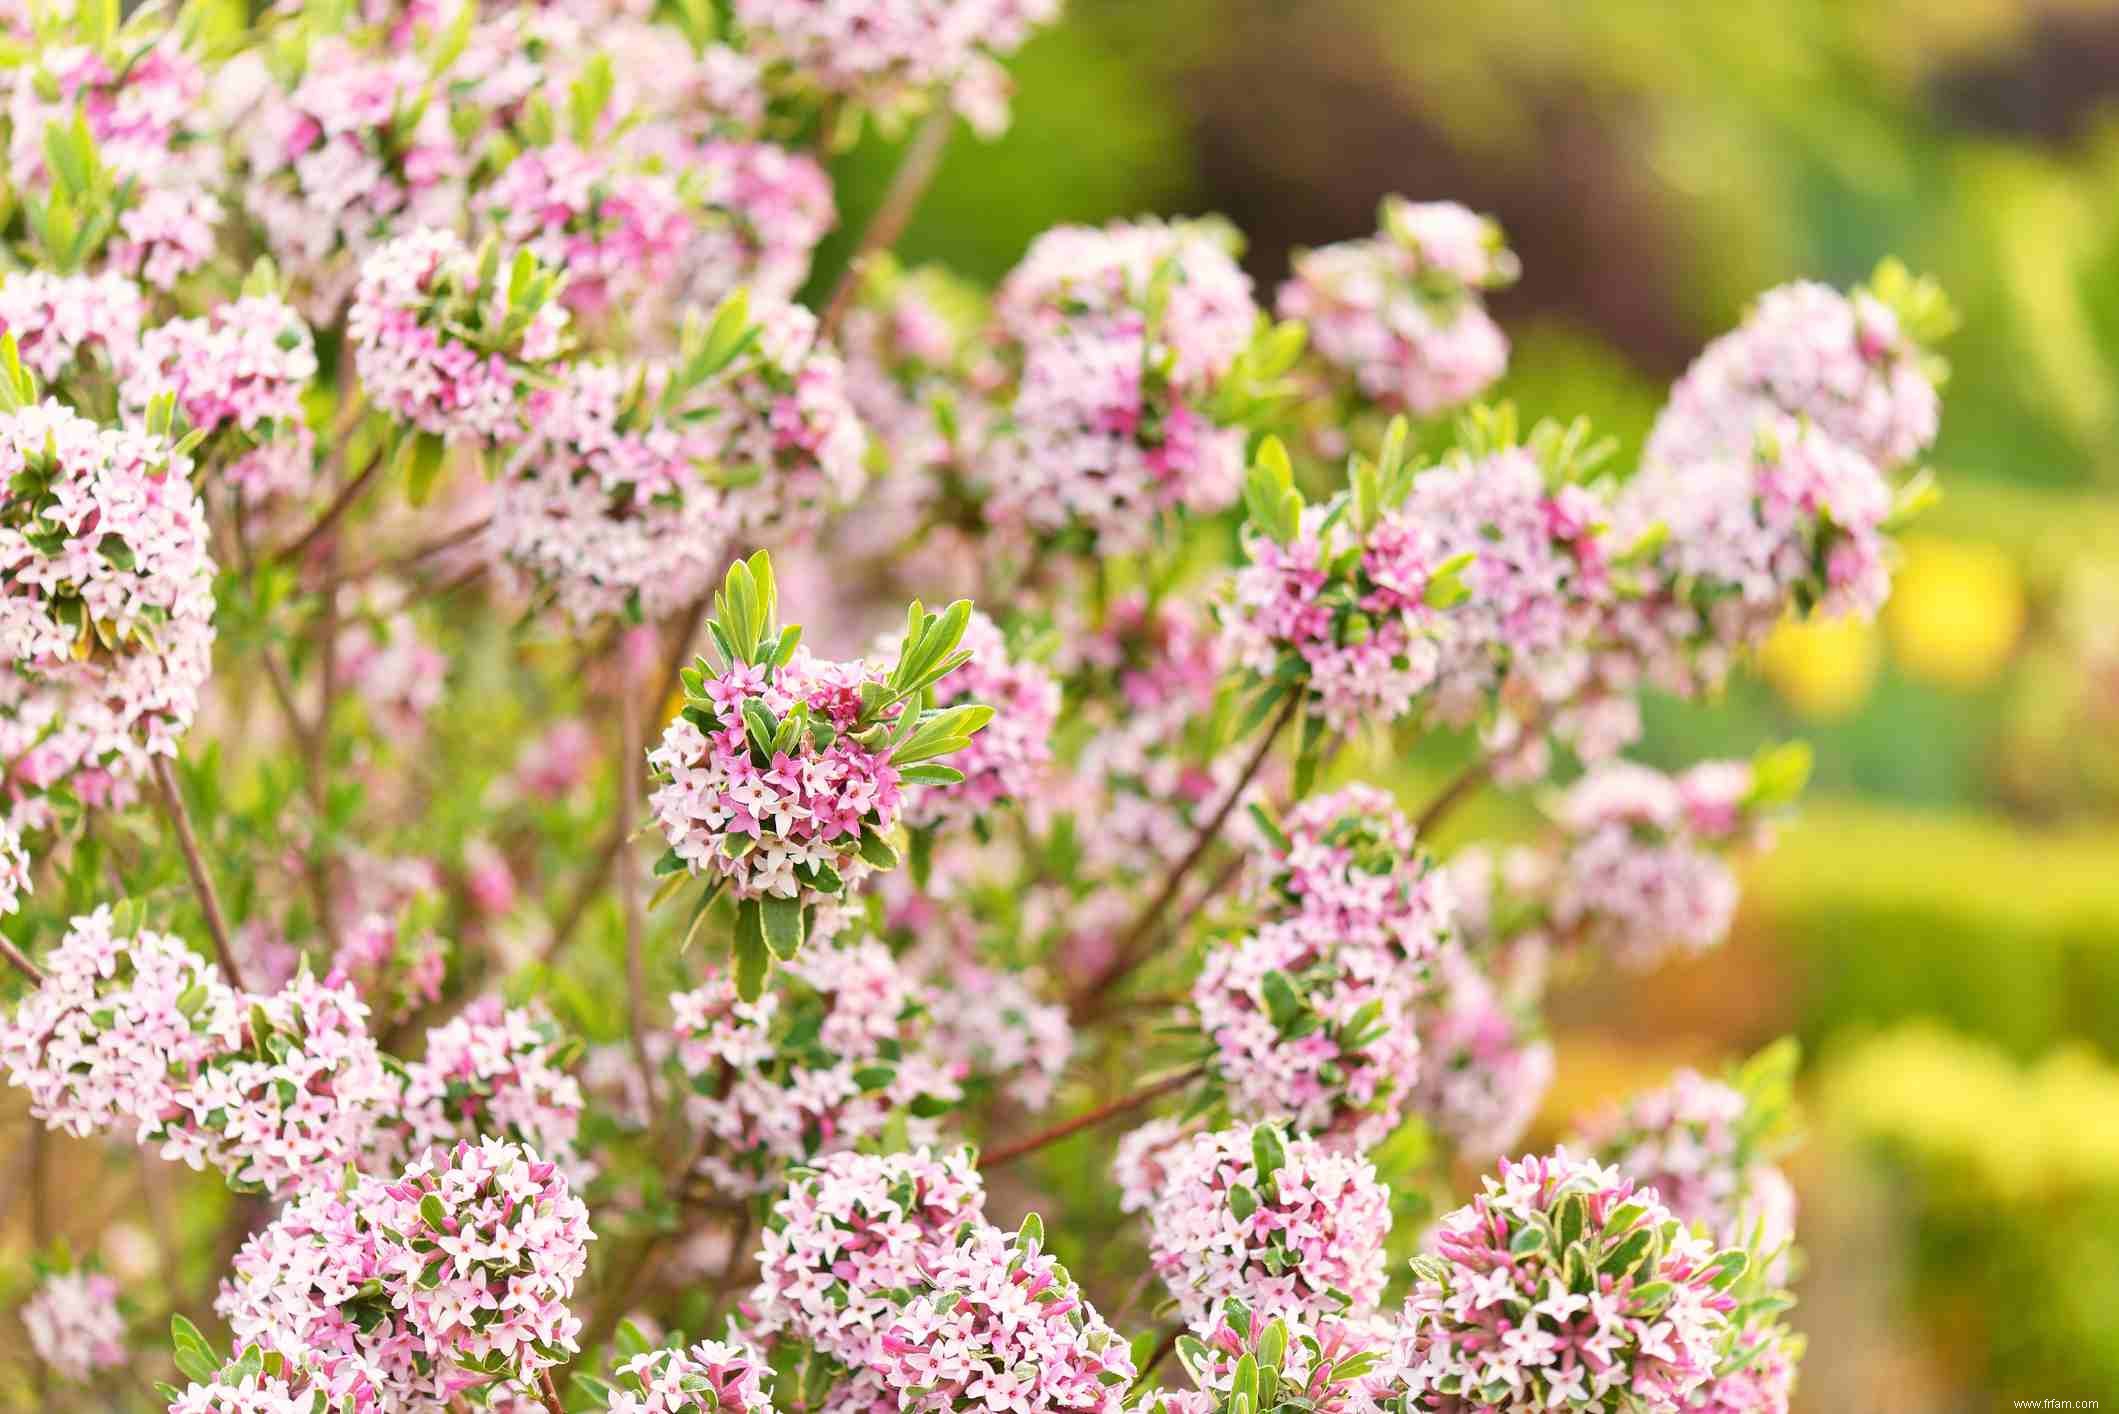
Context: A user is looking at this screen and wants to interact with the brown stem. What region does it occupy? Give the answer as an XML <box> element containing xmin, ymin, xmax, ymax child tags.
<box><xmin>271</xmin><ymin>444</ymin><xmax>385</xmax><ymax>566</ymax></box>
<box><xmin>0</xmin><ymin>933</ymin><xmax>44</xmax><ymax>985</ymax></box>
<box><xmin>978</xmin><ymin>1067</ymin><xmax>1201</xmax><ymax>1170</ymax></box>
<box><xmin>152</xmin><ymin>754</ymin><xmax>245</xmax><ymax>990</ymax></box>
<box><xmin>315</xmin><ymin>514</ymin><xmax>493</xmax><ymax>596</ymax></box>
<box><xmin>1414</xmin><ymin>755</ymin><xmax>1493</xmax><ymax>839</ymax></box>
<box><xmin>538</xmin><ymin>1370</ymin><xmax>566</xmax><ymax>1414</ymax></box>
<box><xmin>817</xmin><ymin>106</ymin><xmax>955</xmax><ymax>339</ymax></box>
<box><xmin>1070</xmin><ymin>694</ymin><xmax>1301</xmax><ymax>1014</ymax></box>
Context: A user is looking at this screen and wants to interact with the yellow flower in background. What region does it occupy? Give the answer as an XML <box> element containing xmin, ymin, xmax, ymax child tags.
<box><xmin>1758</xmin><ymin>613</ymin><xmax>1880</xmax><ymax>720</ymax></box>
<box><xmin>1885</xmin><ymin>535</ymin><xmax>2026</xmax><ymax>689</ymax></box>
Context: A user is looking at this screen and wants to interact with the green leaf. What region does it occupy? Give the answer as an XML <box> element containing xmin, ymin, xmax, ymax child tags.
<box><xmin>733</xmin><ymin>900</ymin><xmax>770</xmax><ymax>1001</ymax></box>
<box><xmin>760</xmin><ymin>894</ymin><xmax>805</xmax><ymax>959</ymax></box>
<box><xmin>857</xmin><ymin>828</ymin><xmax>901</xmax><ymax>870</ymax></box>
<box><xmin>1250</xmin><ymin>1124</ymin><xmax>1286</xmax><ymax>1193</ymax></box>
<box><xmin>418</xmin><ymin>1194</ymin><xmax>448</xmax><ymax>1231</ymax></box>
<box><xmin>1259</xmin><ymin>970</ymin><xmax>1304</xmax><ymax>1031</ymax></box>
<box><xmin>897</xmin><ymin>764</ymin><xmax>965</xmax><ymax>786</ymax></box>
<box><xmin>402</xmin><ymin>431</ymin><xmax>449</xmax><ymax>506</ymax></box>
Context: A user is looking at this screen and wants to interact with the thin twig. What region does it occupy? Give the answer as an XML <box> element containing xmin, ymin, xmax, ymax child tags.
<box><xmin>978</xmin><ymin>1067</ymin><xmax>1201</xmax><ymax>1170</ymax></box>
<box><xmin>315</xmin><ymin>514</ymin><xmax>494</xmax><ymax>596</ymax></box>
<box><xmin>538</xmin><ymin>1370</ymin><xmax>566</xmax><ymax>1414</ymax></box>
<box><xmin>817</xmin><ymin>105</ymin><xmax>955</xmax><ymax>339</ymax></box>
<box><xmin>1134</xmin><ymin>1323</ymin><xmax>1183</xmax><ymax>1388</ymax></box>
<box><xmin>0</xmin><ymin>933</ymin><xmax>44</xmax><ymax>984</ymax></box>
<box><xmin>1070</xmin><ymin>694</ymin><xmax>1301</xmax><ymax>1014</ymax></box>
<box><xmin>1414</xmin><ymin>755</ymin><xmax>1493</xmax><ymax>839</ymax></box>
<box><xmin>152</xmin><ymin>754</ymin><xmax>245</xmax><ymax>989</ymax></box>
<box><xmin>271</xmin><ymin>444</ymin><xmax>385</xmax><ymax>566</ymax></box>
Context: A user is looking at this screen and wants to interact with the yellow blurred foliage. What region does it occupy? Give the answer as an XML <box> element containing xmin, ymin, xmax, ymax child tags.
<box><xmin>1883</xmin><ymin>535</ymin><xmax>2027</xmax><ymax>688</ymax></box>
<box><xmin>1758</xmin><ymin>614</ymin><xmax>1880</xmax><ymax>719</ymax></box>
<box><xmin>1818</xmin><ymin>1022</ymin><xmax>2119</xmax><ymax>1202</ymax></box>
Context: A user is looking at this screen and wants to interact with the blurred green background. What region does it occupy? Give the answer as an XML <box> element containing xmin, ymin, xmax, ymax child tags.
<box><xmin>822</xmin><ymin>2</ymin><xmax>2119</xmax><ymax>1407</ymax></box>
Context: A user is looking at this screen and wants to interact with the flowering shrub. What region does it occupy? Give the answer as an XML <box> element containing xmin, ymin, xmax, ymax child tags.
<box><xmin>0</xmin><ymin>5</ymin><xmax>1951</xmax><ymax>1409</ymax></box>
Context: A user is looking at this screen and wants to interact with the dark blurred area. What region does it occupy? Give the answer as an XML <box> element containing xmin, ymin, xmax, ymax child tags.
<box><xmin>823</xmin><ymin>1</ymin><xmax>2119</xmax><ymax>1407</ymax></box>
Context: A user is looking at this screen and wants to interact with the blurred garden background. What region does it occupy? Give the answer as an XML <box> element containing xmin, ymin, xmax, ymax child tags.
<box><xmin>815</xmin><ymin>1</ymin><xmax>2119</xmax><ymax>1407</ymax></box>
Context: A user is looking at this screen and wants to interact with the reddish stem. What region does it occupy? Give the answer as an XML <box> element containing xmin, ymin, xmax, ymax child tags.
<box><xmin>979</xmin><ymin>1067</ymin><xmax>1201</xmax><ymax>1170</ymax></box>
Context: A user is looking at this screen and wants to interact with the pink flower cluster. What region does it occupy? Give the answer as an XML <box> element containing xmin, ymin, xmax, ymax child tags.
<box><xmin>1192</xmin><ymin>917</ymin><xmax>1423</xmax><ymax>1151</ymax></box>
<box><xmin>220</xmin><ymin>1138</ymin><xmax>591</xmax><ymax>1402</ymax></box>
<box><xmin>1178</xmin><ymin>1305</ymin><xmax>1409</xmax><ymax>1414</ymax></box>
<box><xmin>1646</xmin><ymin>280</ymin><xmax>1939</xmax><ymax>475</ymax></box>
<box><xmin>1145</xmin><ymin>1124</ymin><xmax>1393</xmax><ymax>1328</ymax></box>
<box><xmin>670</xmin><ymin>934</ymin><xmax>963</xmax><ymax>1192</ymax></box>
<box><xmin>369</xmin><ymin>1139</ymin><xmax>591</xmax><ymax>1386</ymax></box>
<box><xmin>153</xmin><ymin>971</ymin><xmax>395</xmax><ymax>1200</ymax></box>
<box><xmin>1400</xmin><ymin>1150</ymin><xmax>1744</xmax><ymax>1412</ymax></box>
<box><xmin>369</xmin><ymin>998</ymin><xmax>587</xmax><ymax>1178</ymax></box>
<box><xmin>730</xmin><ymin>0</ymin><xmax>1061</xmax><ymax>134</ymax></box>
<box><xmin>0</xmin><ymin>270</ymin><xmax>146</xmax><ymax>385</ymax></box>
<box><xmin>751</xmin><ymin>1146</ymin><xmax>988</xmax><ymax>1365</ymax></box>
<box><xmin>1676</xmin><ymin>1336</ymin><xmax>1796</xmax><ymax>1414</ymax></box>
<box><xmin>648</xmin><ymin>652</ymin><xmax>904</xmax><ymax>902</ymax></box>
<box><xmin>986</xmin><ymin>220</ymin><xmax>1258</xmax><ymax>548</ymax></box>
<box><xmin>1407</xmin><ymin>944</ymin><xmax>1554</xmax><ymax>1161</ymax></box>
<box><xmin>240</xmin><ymin>39</ymin><xmax>467</xmax><ymax>310</ymax></box>
<box><xmin>1547</xmin><ymin>761</ymin><xmax>1754</xmax><ymax>970</ymax></box>
<box><xmin>167</xmin><ymin>1349</ymin><xmax>383</xmax><ymax>1414</ymax></box>
<box><xmin>122</xmin><ymin>294</ymin><xmax>319</xmax><ymax>505</ymax></box>
<box><xmin>0</xmin><ymin>399</ymin><xmax>217</xmax><ymax>772</ymax></box>
<box><xmin>1223</xmin><ymin>505</ymin><xmax>1450</xmax><ymax>733</ymax></box>
<box><xmin>875</xmin><ymin>1219</ymin><xmax>1136</xmax><ymax>1414</ymax></box>
<box><xmin>22</xmin><ymin>1269</ymin><xmax>126</xmax><ymax>1382</ymax></box>
<box><xmin>494</xmin><ymin>312</ymin><xmax>863</xmax><ymax>625</ymax></box>
<box><xmin>900</xmin><ymin>609</ymin><xmax>1058</xmax><ymax>828</ymax></box>
<box><xmin>1254</xmin><ymin>784</ymin><xmax>1450</xmax><ymax>967</ymax></box>
<box><xmin>608</xmin><ymin>1338</ymin><xmax>776</xmax><ymax>1414</ymax></box>
<box><xmin>0</xmin><ymin>907</ymin><xmax>229</xmax><ymax>1138</ymax></box>
<box><xmin>347</xmin><ymin>228</ymin><xmax>569</xmax><ymax>446</ymax></box>
<box><xmin>1568</xmin><ymin>1069</ymin><xmax>1796</xmax><ymax>1271</ymax></box>
<box><xmin>1402</xmin><ymin>449</ymin><xmax>1612</xmax><ymax>724</ymax></box>
<box><xmin>484</xmin><ymin>144</ymin><xmax>693</xmax><ymax>317</ymax></box>
<box><xmin>685</xmin><ymin>140</ymin><xmax>837</xmax><ymax>307</ymax></box>
<box><xmin>9</xmin><ymin>39</ymin><xmax>223</xmax><ymax>287</ymax></box>
<box><xmin>1278</xmin><ymin>198</ymin><xmax>1516</xmax><ymax>417</ymax></box>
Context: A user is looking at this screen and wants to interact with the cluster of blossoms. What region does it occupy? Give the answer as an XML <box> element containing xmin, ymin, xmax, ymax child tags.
<box><xmin>671</xmin><ymin>934</ymin><xmax>964</xmax><ymax>1193</ymax></box>
<box><xmin>236</xmin><ymin>38</ymin><xmax>467</xmax><ymax>311</ymax></box>
<box><xmin>166</xmin><ymin>1344</ymin><xmax>383</xmax><ymax>1414</ymax></box>
<box><xmin>0</xmin><ymin>270</ymin><xmax>148</xmax><ymax>385</ymax></box>
<box><xmin>219</xmin><ymin>1139</ymin><xmax>591</xmax><ymax>1403</ymax></box>
<box><xmin>1570</xmin><ymin>1059</ymin><xmax>1799</xmax><ymax>1275</ymax></box>
<box><xmin>22</xmin><ymin>1269</ymin><xmax>127</xmax><ymax>1383</ymax></box>
<box><xmin>1399</xmin><ymin>1150</ymin><xmax>1750</xmax><ymax>1411</ymax></box>
<box><xmin>649</xmin><ymin>559</ymin><xmax>991</xmax><ymax>980</ymax></box>
<box><xmin>151</xmin><ymin>971</ymin><xmax>394</xmax><ymax>1200</ymax></box>
<box><xmin>750</xmin><ymin>1146</ymin><xmax>988</xmax><ymax>1366</ymax></box>
<box><xmin>684</xmin><ymin>140</ymin><xmax>838</xmax><ymax>308</ymax></box>
<box><xmin>0</xmin><ymin>907</ymin><xmax>231</xmax><ymax>1137</ymax></box>
<box><xmin>369</xmin><ymin>998</ymin><xmax>588</xmax><ymax>1178</ymax></box>
<box><xmin>491</xmin><ymin>301</ymin><xmax>865</xmax><ymax>625</ymax></box>
<box><xmin>605</xmin><ymin>1338</ymin><xmax>776</xmax><ymax>1414</ymax></box>
<box><xmin>898</xmin><ymin>610</ymin><xmax>1059</xmax><ymax>829</ymax></box>
<box><xmin>8</xmin><ymin>33</ymin><xmax>224</xmax><ymax>288</ymax></box>
<box><xmin>1544</xmin><ymin>758</ymin><xmax>1774</xmax><ymax>970</ymax></box>
<box><xmin>730</xmin><ymin>0</ymin><xmax>1062</xmax><ymax>135</ymax></box>
<box><xmin>483</xmin><ymin>144</ymin><xmax>694</xmax><ymax>319</ymax></box>
<box><xmin>874</xmin><ymin>1217</ymin><xmax>1137</xmax><ymax>1414</ymax></box>
<box><xmin>650</xmin><ymin>651</ymin><xmax>907</xmax><ymax>904</ymax></box>
<box><xmin>1192</xmin><ymin>785</ymin><xmax>1450</xmax><ymax>1150</ymax></box>
<box><xmin>347</xmin><ymin>228</ymin><xmax>569</xmax><ymax>447</ymax></box>
<box><xmin>1612</xmin><ymin>269</ymin><xmax>1949</xmax><ymax>684</ymax></box>
<box><xmin>1145</xmin><ymin>1124</ymin><xmax>1392</xmax><ymax>1329</ymax></box>
<box><xmin>0</xmin><ymin>397</ymin><xmax>216</xmax><ymax>799</ymax></box>
<box><xmin>1173</xmin><ymin>1303</ymin><xmax>1408</xmax><ymax>1414</ymax></box>
<box><xmin>121</xmin><ymin>293</ymin><xmax>319</xmax><ymax>507</ymax></box>
<box><xmin>984</xmin><ymin>220</ymin><xmax>1260</xmax><ymax>548</ymax></box>
<box><xmin>1221</xmin><ymin>434</ymin><xmax>1462</xmax><ymax>733</ymax></box>
<box><xmin>1278</xmin><ymin>198</ymin><xmax>1517</xmax><ymax>417</ymax></box>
